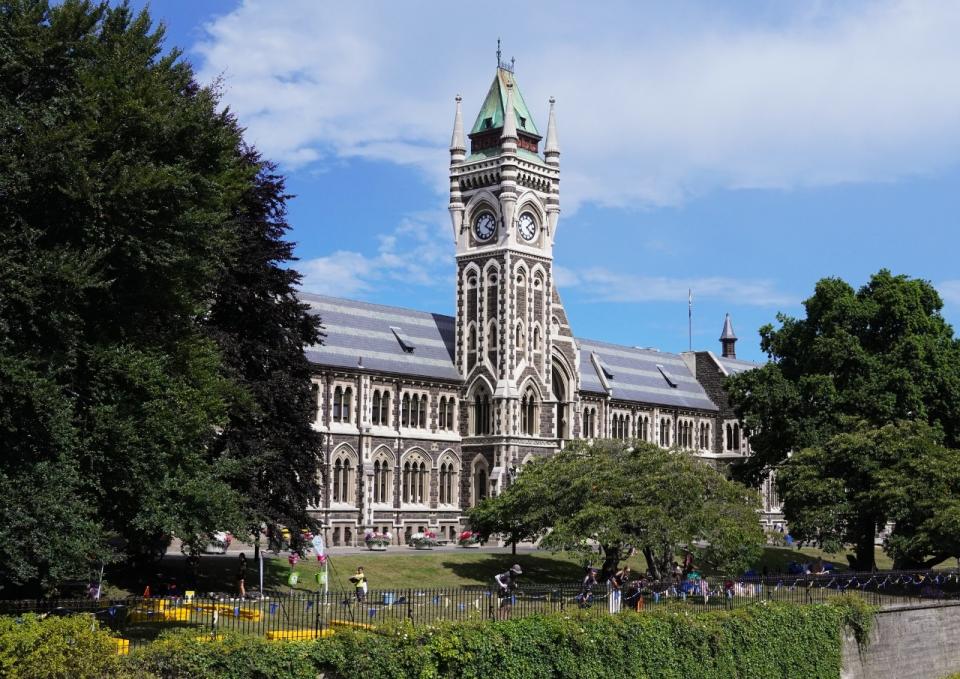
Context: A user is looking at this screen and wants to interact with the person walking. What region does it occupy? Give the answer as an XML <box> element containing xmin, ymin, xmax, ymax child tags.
<box><xmin>237</xmin><ymin>553</ymin><xmax>247</xmax><ymax>598</ymax></box>
<box><xmin>349</xmin><ymin>567</ymin><xmax>367</xmax><ymax>603</ymax></box>
<box><xmin>608</xmin><ymin>566</ymin><xmax>630</xmax><ymax>614</ymax></box>
<box><xmin>493</xmin><ymin>564</ymin><xmax>523</xmax><ymax>619</ymax></box>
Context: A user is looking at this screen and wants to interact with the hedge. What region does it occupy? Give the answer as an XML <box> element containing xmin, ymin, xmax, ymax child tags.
<box><xmin>1</xmin><ymin>598</ymin><xmax>873</xmax><ymax>679</ymax></box>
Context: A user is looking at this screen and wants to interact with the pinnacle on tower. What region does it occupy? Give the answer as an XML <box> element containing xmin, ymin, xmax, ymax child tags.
<box><xmin>450</xmin><ymin>94</ymin><xmax>465</xmax><ymax>161</ymax></box>
<box><xmin>501</xmin><ymin>82</ymin><xmax>518</xmax><ymax>143</ymax></box>
<box><xmin>720</xmin><ymin>313</ymin><xmax>737</xmax><ymax>359</ymax></box>
<box><xmin>544</xmin><ymin>96</ymin><xmax>559</xmax><ymax>165</ymax></box>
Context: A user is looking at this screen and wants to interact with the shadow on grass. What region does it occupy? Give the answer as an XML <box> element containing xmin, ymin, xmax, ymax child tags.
<box><xmin>441</xmin><ymin>553</ymin><xmax>597</xmax><ymax>587</ymax></box>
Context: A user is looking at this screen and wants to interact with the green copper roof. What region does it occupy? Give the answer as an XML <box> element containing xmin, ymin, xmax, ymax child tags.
<box><xmin>469</xmin><ymin>68</ymin><xmax>540</xmax><ymax>137</ymax></box>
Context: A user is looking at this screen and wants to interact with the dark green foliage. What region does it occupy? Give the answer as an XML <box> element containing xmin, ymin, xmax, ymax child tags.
<box><xmin>470</xmin><ymin>439</ymin><xmax>764</xmax><ymax>579</ymax></box>
<box><xmin>0</xmin><ymin>1</ymin><xmax>321</xmax><ymax>592</ymax></box>
<box><xmin>117</xmin><ymin>601</ymin><xmax>864</xmax><ymax>678</ymax></box>
<box><xmin>205</xmin><ymin>151</ymin><xmax>324</xmax><ymax>549</ymax></box>
<box><xmin>0</xmin><ymin>614</ymin><xmax>123</xmax><ymax>679</ymax></box>
<box><xmin>728</xmin><ymin>270</ymin><xmax>960</xmax><ymax>570</ymax></box>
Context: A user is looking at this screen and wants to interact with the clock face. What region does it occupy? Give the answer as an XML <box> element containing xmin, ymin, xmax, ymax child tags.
<box><xmin>473</xmin><ymin>212</ymin><xmax>496</xmax><ymax>241</ymax></box>
<box><xmin>517</xmin><ymin>212</ymin><xmax>537</xmax><ymax>241</ymax></box>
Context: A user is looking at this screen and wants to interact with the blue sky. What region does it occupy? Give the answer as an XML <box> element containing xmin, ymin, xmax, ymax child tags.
<box><xmin>136</xmin><ymin>1</ymin><xmax>960</xmax><ymax>362</ymax></box>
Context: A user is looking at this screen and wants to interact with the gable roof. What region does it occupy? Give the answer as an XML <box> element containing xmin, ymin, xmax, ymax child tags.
<box><xmin>469</xmin><ymin>68</ymin><xmax>540</xmax><ymax>137</ymax></box>
<box><xmin>577</xmin><ymin>338</ymin><xmax>718</xmax><ymax>411</ymax></box>
<box><xmin>301</xmin><ymin>293</ymin><xmax>461</xmax><ymax>382</ymax></box>
<box><xmin>717</xmin><ymin>356</ymin><xmax>757</xmax><ymax>376</ymax></box>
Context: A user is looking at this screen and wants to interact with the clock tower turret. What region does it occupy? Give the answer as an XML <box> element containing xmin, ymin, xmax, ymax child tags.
<box><xmin>449</xmin><ymin>58</ymin><xmax>579</xmax><ymax>499</ymax></box>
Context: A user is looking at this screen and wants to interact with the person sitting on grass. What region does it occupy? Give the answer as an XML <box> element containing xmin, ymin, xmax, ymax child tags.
<box><xmin>493</xmin><ymin>564</ymin><xmax>523</xmax><ymax>619</ymax></box>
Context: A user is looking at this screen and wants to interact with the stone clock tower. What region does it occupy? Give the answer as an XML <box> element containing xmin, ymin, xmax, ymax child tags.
<box><xmin>448</xmin><ymin>60</ymin><xmax>580</xmax><ymax>500</ymax></box>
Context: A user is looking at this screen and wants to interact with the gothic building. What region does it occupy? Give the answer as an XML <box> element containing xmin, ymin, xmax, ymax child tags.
<box><xmin>303</xmin><ymin>64</ymin><xmax>783</xmax><ymax>547</ymax></box>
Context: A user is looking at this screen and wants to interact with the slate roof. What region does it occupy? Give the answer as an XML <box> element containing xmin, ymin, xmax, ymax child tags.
<box><xmin>577</xmin><ymin>338</ymin><xmax>719</xmax><ymax>411</ymax></box>
<box><xmin>469</xmin><ymin>67</ymin><xmax>540</xmax><ymax>137</ymax></box>
<box><xmin>301</xmin><ymin>294</ymin><xmax>753</xmax><ymax>411</ymax></box>
<box><xmin>717</xmin><ymin>356</ymin><xmax>757</xmax><ymax>376</ymax></box>
<box><xmin>301</xmin><ymin>293</ymin><xmax>461</xmax><ymax>382</ymax></box>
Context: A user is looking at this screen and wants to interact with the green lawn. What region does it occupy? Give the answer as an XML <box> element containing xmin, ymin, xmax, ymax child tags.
<box><xmin>95</xmin><ymin>544</ymin><xmax>956</xmax><ymax>599</ymax></box>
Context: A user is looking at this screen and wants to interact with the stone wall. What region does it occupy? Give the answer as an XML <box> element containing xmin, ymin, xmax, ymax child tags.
<box><xmin>842</xmin><ymin>603</ymin><xmax>960</xmax><ymax>679</ymax></box>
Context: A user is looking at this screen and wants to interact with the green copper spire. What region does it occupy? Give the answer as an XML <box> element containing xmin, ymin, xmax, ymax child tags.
<box><xmin>469</xmin><ymin>67</ymin><xmax>540</xmax><ymax>137</ymax></box>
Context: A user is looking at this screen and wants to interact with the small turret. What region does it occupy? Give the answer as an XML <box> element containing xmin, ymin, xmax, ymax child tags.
<box><xmin>720</xmin><ymin>313</ymin><xmax>737</xmax><ymax>359</ymax></box>
<box><xmin>500</xmin><ymin>82</ymin><xmax>518</xmax><ymax>150</ymax></box>
<box><xmin>544</xmin><ymin>96</ymin><xmax>559</xmax><ymax>165</ymax></box>
<box><xmin>450</xmin><ymin>94</ymin><xmax>465</xmax><ymax>163</ymax></box>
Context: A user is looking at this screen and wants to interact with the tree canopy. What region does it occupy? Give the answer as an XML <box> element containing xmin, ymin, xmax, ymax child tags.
<box><xmin>728</xmin><ymin>270</ymin><xmax>960</xmax><ymax>570</ymax></box>
<box><xmin>469</xmin><ymin>440</ymin><xmax>764</xmax><ymax>579</ymax></box>
<box><xmin>0</xmin><ymin>1</ymin><xmax>321</xmax><ymax>593</ymax></box>
<box><xmin>727</xmin><ymin>270</ymin><xmax>960</xmax><ymax>484</ymax></box>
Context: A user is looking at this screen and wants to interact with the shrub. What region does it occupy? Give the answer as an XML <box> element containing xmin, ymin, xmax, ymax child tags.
<box><xmin>121</xmin><ymin>601</ymin><xmax>865</xmax><ymax>679</ymax></box>
<box><xmin>0</xmin><ymin>614</ymin><xmax>123</xmax><ymax>679</ymax></box>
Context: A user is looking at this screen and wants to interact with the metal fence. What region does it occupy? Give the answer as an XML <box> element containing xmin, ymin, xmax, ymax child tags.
<box><xmin>2</xmin><ymin>569</ymin><xmax>959</xmax><ymax>650</ymax></box>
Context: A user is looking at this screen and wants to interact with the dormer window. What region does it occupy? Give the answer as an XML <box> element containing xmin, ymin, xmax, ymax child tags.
<box><xmin>518</xmin><ymin>116</ymin><xmax>526</xmax><ymax>129</ymax></box>
<box><xmin>483</xmin><ymin>117</ymin><xmax>493</xmax><ymax>129</ymax></box>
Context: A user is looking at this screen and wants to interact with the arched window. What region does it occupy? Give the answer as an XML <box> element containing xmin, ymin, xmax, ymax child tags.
<box><xmin>372</xmin><ymin>390</ymin><xmax>382</xmax><ymax>425</ymax></box>
<box><xmin>533</xmin><ymin>325</ymin><xmax>541</xmax><ymax>352</ymax></box>
<box><xmin>372</xmin><ymin>453</ymin><xmax>393</xmax><ymax>504</ymax></box>
<box><xmin>446</xmin><ymin>398</ymin><xmax>455</xmax><ymax>431</ymax></box>
<box><xmin>402</xmin><ymin>393</ymin><xmax>411</xmax><ymax>427</ymax></box>
<box><xmin>641</xmin><ymin>415</ymin><xmax>649</xmax><ymax>441</ymax></box>
<box><xmin>516</xmin><ymin>323</ymin><xmax>525</xmax><ymax>361</ymax></box>
<box><xmin>439</xmin><ymin>397</ymin><xmax>447</xmax><ymax>430</ymax></box>
<box><xmin>726</xmin><ymin>423</ymin><xmax>733</xmax><ymax>451</ymax></box>
<box><xmin>473</xmin><ymin>385</ymin><xmax>492</xmax><ymax>435</ymax></box>
<box><xmin>342</xmin><ymin>388</ymin><xmax>352</xmax><ymax>423</ymax></box>
<box><xmin>467</xmin><ymin>324</ymin><xmax>478</xmax><ymax>371</ymax></box>
<box><xmin>380</xmin><ymin>392</ymin><xmax>390</xmax><ymax>426</ymax></box>
<box><xmin>733</xmin><ymin>423</ymin><xmax>741</xmax><ymax>451</ymax></box>
<box><xmin>418</xmin><ymin>394</ymin><xmax>427</xmax><ymax>428</ymax></box>
<box><xmin>438</xmin><ymin>458</ymin><xmax>458</xmax><ymax>505</ymax></box>
<box><xmin>411</xmin><ymin>394</ymin><xmax>420</xmax><ymax>428</ymax></box>
<box><xmin>331</xmin><ymin>449</ymin><xmax>355</xmax><ymax>504</ymax></box>
<box><xmin>521</xmin><ymin>386</ymin><xmax>538</xmax><ymax>436</ymax></box>
<box><xmin>402</xmin><ymin>453</ymin><xmax>429</xmax><ymax>504</ymax></box>
<box><xmin>333</xmin><ymin>386</ymin><xmax>343</xmax><ymax>422</ymax></box>
<box><xmin>487</xmin><ymin>321</ymin><xmax>498</xmax><ymax>367</ymax></box>
<box><xmin>473</xmin><ymin>463</ymin><xmax>488</xmax><ymax>507</ymax></box>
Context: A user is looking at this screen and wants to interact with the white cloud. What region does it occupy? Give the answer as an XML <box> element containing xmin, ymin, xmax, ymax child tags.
<box><xmin>938</xmin><ymin>280</ymin><xmax>960</xmax><ymax>306</ymax></box>
<box><xmin>193</xmin><ymin>1</ymin><xmax>960</xmax><ymax>209</ymax></box>
<box><xmin>298</xmin><ymin>211</ymin><xmax>454</xmax><ymax>297</ymax></box>
<box><xmin>556</xmin><ymin>265</ymin><xmax>794</xmax><ymax>307</ymax></box>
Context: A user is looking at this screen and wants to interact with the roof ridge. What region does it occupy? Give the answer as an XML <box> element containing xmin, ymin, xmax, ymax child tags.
<box><xmin>299</xmin><ymin>291</ymin><xmax>454</xmax><ymax>322</ymax></box>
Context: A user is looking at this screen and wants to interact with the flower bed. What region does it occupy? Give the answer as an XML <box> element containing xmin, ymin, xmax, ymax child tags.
<box><xmin>458</xmin><ymin>530</ymin><xmax>480</xmax><ymax>547</ymax></box>
<box><xmin>363</xmin><ymin>529</ymin><xmax>391</xmax><ymax>551</ymax></box>
<box><xmin>408</xmin><ymin>530</ymin><xmax>438</xmax><ymax>549</ymax></box>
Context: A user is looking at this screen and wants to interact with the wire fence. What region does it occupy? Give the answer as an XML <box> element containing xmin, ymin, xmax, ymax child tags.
<box><xmin>2</xmin><ymin>569</ymin><xmax>959</xmax><ymax>650</ymax></box>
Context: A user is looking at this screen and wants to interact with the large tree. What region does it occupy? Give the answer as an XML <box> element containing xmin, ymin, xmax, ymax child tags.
<box><xmin>0</xmin><ymin>1</ymin><xmax>319</xmax><ymax>592</ymax></box>
<box><xmin>728</xmin><ymin>270</ymin><xmax>960</xmax><ymax>570</ymax></box>
<box><xmin>779</xmin><ymin>421</ymin><xmax>960</xmax><ymax>570</ymax></box>
<box><xmin>205</xmin><ymin>151</ymin><xmax>323</xmax><ymax>553</ymax></box>
<box><xmin>469</xmin><ymin>440</ymin><xmax>764</xmax><ymax>579</ymax></box>
<box><xmin>728</xmin><ymin>270</ymin><xmax>960</xmax><ymax>484</ymax></box>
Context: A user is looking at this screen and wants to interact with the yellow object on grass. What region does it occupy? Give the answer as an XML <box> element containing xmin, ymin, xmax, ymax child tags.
<box><xmin>265</xmin><ymin>628</ymin><xmax>335</xmax><ymax>641</ymax></box>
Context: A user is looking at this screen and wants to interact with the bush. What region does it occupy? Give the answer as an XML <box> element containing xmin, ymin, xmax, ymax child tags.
<box><xmin>0</xmin><ymin>614</ymin><xmax>123</xmax><ymax>679</ymax></box>
<box><xmin>121</xmin><ymin>600</ymin><xmax>867</xmax><ymax>679</ymax></box>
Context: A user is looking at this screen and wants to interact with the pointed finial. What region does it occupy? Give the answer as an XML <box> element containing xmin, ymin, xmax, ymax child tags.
<box><xmin>450</xmin><ymin>94</ymin><xmax>465</xmax><ymax>156</ymax></box>
<box><xmin>501</xmin><ymin>81</ymin><xmax>517</xmax><ymax>141</ymax></box>
<box><xmin>545</xmin><ymin>96</ymin><xmax>560</xmax><ymax>161</ymax></box>
<box><xmin>497</xmin><ymin>38</ymin><xmax>501</xmax><ymax>66</ymax></box>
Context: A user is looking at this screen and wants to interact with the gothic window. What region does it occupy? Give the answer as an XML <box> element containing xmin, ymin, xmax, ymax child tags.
<box><xmin>472</xmin><ymin>461</ymin><xmax>489</xmax><ymax>507</ymax></box>
<box><xmin>533</xmin><ymin>325</ymin><xmax>541</xmax><ymax>352</ymax></box>
<box><xmin>372</xmin><ymin>390</ymin><xmax>382</xmax><ymax>425</ymax></box>
<box><xmin>401</xmin><ymin>453</ymin><xmax>429</xmax><ymax>504</ymax></box>
<box><xmin>380</xmin><ymin>391</ymin><xmax>390</xmax><ymax>426</ymax></box>
<box><xmin>733</xmin><ymin>423</ymin><xmax>741</xmax><ymax>451</ymax></box>
<box><xmin>311</xmin><ymin>382</ymin><xmax>320</xmax><ymax>421</ymax></box>
<box><xmin>487</xmin><ymin>321</ymin><xmax>498</xmax><ymax>367</ymax></box>
<box><xmin>372</xmin><ymin>452</ymin><xmax>393</xmax><ymax>504</ymax></box>
<box><xmin>660</xmin><ymin>418</ymin><xmax>672</xmax><ymax>447</ymax></box>
<box><xmin>486</xmin><ymin>271</ymin><xmax>499</xmax><ymax>332</ymax></box>
<box><xmin>520</xmin><ymin>386</ymin><xmax>538</xmax><ymax>436</ymax></box>
<box><xmin>438</xmin><ymin>457</ymin><xmax>458</xmax><ymax>505</ymax></box>
<box><xmin>418</xmin><ymin>394</ymin><xmax>428</xmax><ymax>428</ymax></box>
<box><xmin>331</xmin><ymin>449</ymin><xmax>355</xmax><ymax>504</ymax></box>
<box><xmin>333</xmin><ymin>386</ymin><xmax>343</xmax><ymax>422</ymax></box>
<box><xmin>439</xmin><ymin>397</ymin><xmax>447</xmax><ymax>430</ymax></box>
<box><xmin>446</xmin><ymin>398</ymin><xmax>455</xmax><ymax>431</ymax></box>
<box><xmin>473</xmin><ymin>385</ymin><xmax>492</xmax><ymax>435</ymax></box>
<box><xmin>516</xmin><ymin>323</ymin><xmax>525</xmax><ymax>361</ymax></box>
<box><xmin>582</xmin><ymin>407</ymin><xmax>594</xmax><ymax>439</ymax></box>
<box><xmin>342</xmin><ymin>387</ymin><xmax>352</xmax><ymax>423</ymax></box>
<box><xmin>402</xmin><ymin>393</ymin><xmax>411</xmax><ymax>427</ymax></box>
<box><xmin>641</xmin><ymin>415</ymin><xmax>649</xmax><ymax>441</ymax></box>
<box><xmin>726</xmin><ymin>423</ymin><xmax>733</xmax><ymax>451</ymax></box>
<box><xmin>467</xmin><ymin>324</ymin><xmax>477</xmax><ymax>371</ymax></box>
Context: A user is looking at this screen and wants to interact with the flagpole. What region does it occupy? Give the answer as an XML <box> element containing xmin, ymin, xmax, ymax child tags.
<box><xmin>688</xmin><ymin>289</ymin><xmax>692</xmax><ymax>351</ymax></box>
